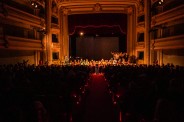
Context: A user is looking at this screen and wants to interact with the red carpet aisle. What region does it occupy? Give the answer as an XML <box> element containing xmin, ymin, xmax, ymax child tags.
<box><xmin>82</xmin><ymin>73</ymin><xmax>118</xmax><ymax>122</ymax></box>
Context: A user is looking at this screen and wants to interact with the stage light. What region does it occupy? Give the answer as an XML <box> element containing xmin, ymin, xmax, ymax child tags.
<box><xmin>80</xmin><ymin>32</ymin><xmax>84</xmax><ymax>36</ymax></box>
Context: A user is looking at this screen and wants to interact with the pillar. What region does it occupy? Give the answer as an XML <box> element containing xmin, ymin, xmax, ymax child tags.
<box><xmin>127</xmin><ymin>8</ymin><xmax>134</xmax><ymax>56</ymax></box>
<box><xmin>132</xmin><ymin>7</ymin><xmax>137</xmax><ymax>56</ymax></box>
<box><xmin>157</xmin><ymin>49</ymin><xmax>163</xmax><ymax>65</ymax></box>
<box><xmin>61</xmin><ymin>8</ymin><xmax>69</xmax><ymax>61</ymax></box>
<box><xmin>34</xmin><ymin>51</ymin><xmax>40</xmax><ymax>66</ymax></box>
<box><xmin>145</xmin><ymin>0</ymin><xmax>151</xmax><ymax>65</ymax></box>
<box><xmin>150</xmin><ymin>41</ymin><xmax>155</xmax><ymax>64</ymax></box>
<box><xmin>45</xmin><ymin>0</ymin><xmax>52</xmax><ymax>64</ymax></box>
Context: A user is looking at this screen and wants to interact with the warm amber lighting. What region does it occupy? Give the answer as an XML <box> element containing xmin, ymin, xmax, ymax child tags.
<box><xmin>79</xmin><ymin>32</ymin><xmax>84</xmax><ymax>36</ymax></box>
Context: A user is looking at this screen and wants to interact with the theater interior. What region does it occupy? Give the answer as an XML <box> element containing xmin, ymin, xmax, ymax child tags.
<box><xmin>0</xmin><ymin>0</ymin><xmax>184</xmax><ymax>122</ymax></box>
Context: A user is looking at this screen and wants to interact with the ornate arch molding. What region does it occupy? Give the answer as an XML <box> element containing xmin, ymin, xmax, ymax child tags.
<box><xmin>57</xmin><ymin>1</ymin><xmax>138</xmax><ymax>15</ymax></box>
<box><xmin>55</xmin><ymin>0</ymin><xmax>139</xmax><ymax>58</ymax></box>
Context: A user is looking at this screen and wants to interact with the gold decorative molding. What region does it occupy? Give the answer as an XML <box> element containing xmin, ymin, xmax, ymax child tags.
<box><xmin>138</xmin><ymin>0</ymin><xmax>144</xmax><ymax>13</ymax></box>
<box><xmin>93</xmin><ymin>3</ymin><xmax>102</xmax><ymax>12</ymax></box>
<box><xmin>52</xmin><ymin>43</ymin><xmax>60</xmax><ymax>48</ymax></box>
<box><xmin>62</xmin><ymin>7</ymin><xmax>70</xmax><ymax>15</ymax></box>
<box><xmin>127</xmin><ymin>7</ymin><xmax>133</xmax><ymax>14</ymax></box>
<box><xmin>58</xmin><ymin>1</ymin><xmax>137</xmax><ymax>14</ymax></box>
<box><xmin>136</xmin><ymin>42</ymin><xmax>145</xmax><ymax>49</ymax></box>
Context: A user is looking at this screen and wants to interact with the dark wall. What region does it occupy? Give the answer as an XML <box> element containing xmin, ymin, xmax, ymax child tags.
<box><xmin>68</xmin><ymin>13</ymin><xmax>127</xmax><ymax>36</ymax></box>
<box><xmin>71</xmin><ymin>36</ymin><xmax>119</xmax><ymax>60</ymax></box>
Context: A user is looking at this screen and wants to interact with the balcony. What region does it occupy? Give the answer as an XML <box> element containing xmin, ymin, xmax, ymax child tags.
<box><xmin>152</xmin><ymin>35</ymin><xmax>184</xmax><ymax>50</ymax></box>
<box><xmin>151</xmin><ymin>4</ymin><xmax>184</xmax><ymax>26</ymax></box>
<box><xmin>151</xmin><ymin>0</ymin><xmax>184</xmax><ymax>16</ymax></box>
<box><xmin>0</xmin><ymin>4</ymin><xmax>45</xmax><ymax>28</ymax></box>
<box><xmin>3</xmin><ymin>35</ymin><xmax>43</xmax><ymax>50</ymax></box>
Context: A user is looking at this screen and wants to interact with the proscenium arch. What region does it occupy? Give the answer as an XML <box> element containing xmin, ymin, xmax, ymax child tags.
<box><xmin>57</xmin><ymin>1</ymin><xmax>138</xmax><ymax>60</ymax></box>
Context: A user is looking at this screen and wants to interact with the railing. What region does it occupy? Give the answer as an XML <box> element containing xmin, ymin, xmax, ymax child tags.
<box><xmin>162</xmin><ymin>24</ymin><xmax>184</xmax><ymax>38</ymax></box>
<box><xmin>151</xmin><ymin>23</ymin><xmax>184</xmax><ymax>40</ymax></box>
<box><xmin>2</xmin><ymin>0</ymin><xmax>34</xmax><ymax>15</ymax></box>
<box><xmin>4</xmin><ymin>25</ymin><xmax>43</xmax><ymax>40</ymax></box>
<box><xmin>151</xmin><ymin>0</ymin><xmax>184</xmax><ymax>16</ymax></box>
<box><xmin>1</xmin><ymin>0</ymin><xmax>45</xmax><ymax>18</ymax></box>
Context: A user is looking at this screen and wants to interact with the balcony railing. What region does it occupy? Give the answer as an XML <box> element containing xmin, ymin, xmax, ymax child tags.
<box><xmin>2</xmin><ymin>0</ymin><xmax>34</xmax><ymax>15</ymax></box>
<box><xmin>4</xmin><ymin>25</ymin><xmax>43</xmax><ymax>40</ymax></box>
<box><xmin>151</xmin><ymin>0</ymin><xmax>184</xmax><ymax>16</ymax></box>
<box><xmin>151</xmin><ymin>23</ymin><xmax>184</xmax><ymax>39</ymax></box>
<box><xmin>1</xmin><ymin>0</ymin><xmax>45</xmax><ymax>18</ymax></box>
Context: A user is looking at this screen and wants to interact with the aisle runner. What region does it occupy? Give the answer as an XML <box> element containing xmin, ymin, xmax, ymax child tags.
<box><xmin>82</xmin><ymin>73</ymin><xmax>117</xmax><ymax>122</ymax></box>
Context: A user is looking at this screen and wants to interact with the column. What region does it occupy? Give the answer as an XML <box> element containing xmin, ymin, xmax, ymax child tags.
<box><xmin>45</xmin><ymin>0</ymin><xmax>52</xmax><ymax>64</ymax></box>
<box><xmin>160</xmin><ymin>49</ymin><xmax>163</xmax><ymax>65</ymax></box>
<box><xmin>59</xmin><ymin>8</ymin><xmax>63</xmax><ymax>63</ymax></box>
<box><xmin>127</xmin><ymin>7</ymin><xmax>137</xmax><ymax>56</ymax></box>
<box><xmin>145</xmin><ymin>0</ymin><xmax>151</xmax><ymax>65</ymax></box>
<box><xmin>34</xmin><ymin>51</ymin><xmax>40</xmax><ymax>66</ymax></box>
<box><xmin>157</xmin><ymin>49</ymin><xmax>163</xmax><ymax>65</ymax></box>
<box><xmin>150</xmin><ymin>41</ymin><xmax>155</xmax><ymax>64</ymax></box>
<box><xmin>127</xmin><ymin>8</ymin><xmax>133</xmax><ymax>56</ymax></box>
<box><xmin>62</xmin><ymin>8</ymin><xmax>69</xmax><ymax>60</ymax></box>
<box><xmin>132</xmin><ymin>7</ymin><xmax>137</xmax><ymax>56</ymax></box>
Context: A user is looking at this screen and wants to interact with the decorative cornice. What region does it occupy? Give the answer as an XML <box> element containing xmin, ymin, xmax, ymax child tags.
<box><xmin>58</xmin><ymin>1</ymin><xmax>137</xmax><ymax>7</ymax></box>
<box><xmin>58</xmin><ymin>1</ymin><xmax>137</xmax><ymax>14</ymax></box>
<box><xmin>93</xmin><ymin>3</ymin><xmax>102</xmax><ymax>12</ymax></box>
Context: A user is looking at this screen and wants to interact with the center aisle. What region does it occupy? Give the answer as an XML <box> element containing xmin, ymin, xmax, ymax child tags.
<box><xmin>82</xmin><ymin>73</ymin><xmax>118</xmax><ymax>122</ymax></box>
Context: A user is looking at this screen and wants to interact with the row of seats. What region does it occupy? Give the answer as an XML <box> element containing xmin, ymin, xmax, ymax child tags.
<box><xmin>0</xmin><ymin>64</ymin><xmax>90</xmax><ymax>122</ymax></box>
<box><xmin>104</xmin><ymin>64</ymin><xmax>184</xmax><ymax>122</ymax></box>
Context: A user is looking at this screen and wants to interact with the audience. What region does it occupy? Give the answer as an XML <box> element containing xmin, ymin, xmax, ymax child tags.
<box><xmin>104</xmin><ymin>64</ymin><xmax>184</xmax><ymax>122</ymax></box>
<box><xmin>0</xmin><ymin>63</ymin><xmax>90</xmax><ymax>122</ymax></box>
<box><xmin>0</xmin><ymin>62</ymin><xmax>183</xmax><ymax>122</ymax></box>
